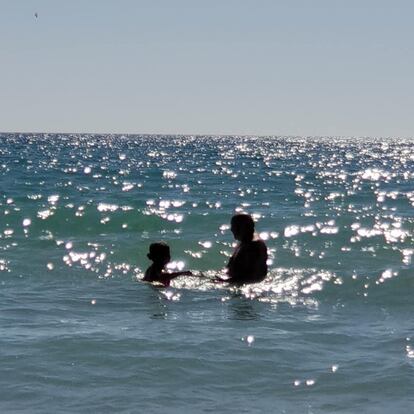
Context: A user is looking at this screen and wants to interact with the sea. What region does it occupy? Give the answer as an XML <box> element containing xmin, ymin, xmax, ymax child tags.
<box><xmin>1</xmin><ymin>133</ymin><xmax>414</xmax><ymax>413</ymax></box>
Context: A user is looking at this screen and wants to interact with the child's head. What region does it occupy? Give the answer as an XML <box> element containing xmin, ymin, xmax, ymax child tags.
<box><xmin>147</xmin><ymin>242</ymin><xmax>171</xmax><ymax>265</ymax></box>
<box><xmin>231</xmin><ymin>213</ymin><xmax>255</xmax><ymax>241</ymax></box>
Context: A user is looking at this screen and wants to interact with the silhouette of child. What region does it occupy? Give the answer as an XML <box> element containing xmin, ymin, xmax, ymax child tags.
<box><xmin>143</xmin><ymin>242</ymin><xmax>192</xmax><ymax>287</ymax></box>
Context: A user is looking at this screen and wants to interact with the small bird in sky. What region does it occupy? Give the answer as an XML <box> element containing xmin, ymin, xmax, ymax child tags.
<box><xmin>34</xmin><ymin>12</ymin><xmax>38</xmax><ymax>18</ymax></box>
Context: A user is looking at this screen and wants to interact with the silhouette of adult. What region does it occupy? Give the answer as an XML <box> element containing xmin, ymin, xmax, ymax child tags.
<box><xmin>223</xmin><ymin>213</ymin><xmax>268</xmax><ymax>285</ymax></box>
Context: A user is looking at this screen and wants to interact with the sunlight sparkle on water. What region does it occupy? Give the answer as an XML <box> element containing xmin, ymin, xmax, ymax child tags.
<box><xmin>242</xmin><ymin>335</ymin><xmax>255</xmax><ymax>346</ymax></box>
<box><xmin>37</xmin><ymin>209</ymin><xmax>53</xmax><ymax>219</ymax></box>
<box><xmin>163</xmin><ymin>290</ymin><xmax>181</xmax><ymax>301</ymax></box>
<box><xmin>163</xmin><ymin>171</ymin><xmax>177</xmax><ymax>179</ymax></box>
<box><xmin>167</xmin><ymin>261</ymin><xmax>185</xmax><ymax>271</ymax></box>
<box><xmin>97</xmin><ymin>203</ymin><xmax>119</xmax><ymax>212</ymax></box>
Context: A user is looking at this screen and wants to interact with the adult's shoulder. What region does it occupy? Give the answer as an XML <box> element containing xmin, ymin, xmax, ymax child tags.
<box><xmin>244</xmin><ymin>238</ymin><xmax>267</xmax><ymax>256</ymax></box>
<box><xmin>252</xmin><ymin>236</ymin><xmax>267</xmax><ymax>250</ymax></box>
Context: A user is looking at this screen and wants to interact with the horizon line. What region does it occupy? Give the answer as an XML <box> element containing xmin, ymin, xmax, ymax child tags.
<box><xmin>0</xmin><ymin>130</ymin><xmax>411</xmax><ymax>140</ymax></box>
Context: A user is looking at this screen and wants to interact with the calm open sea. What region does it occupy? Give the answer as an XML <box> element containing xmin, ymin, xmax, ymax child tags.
<box><xmin>1</xmin><ymin>133</ymin><xmax>414</xmax><ymax>413</ymax></box>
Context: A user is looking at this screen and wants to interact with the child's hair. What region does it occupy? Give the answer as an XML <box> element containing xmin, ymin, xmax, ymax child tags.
<box><xmin>231</xmin><ymin>213</ymin><xmax>255</xmax><ymax>234</ymax></box>
<box><xmin>147</xmin><ymin>242</ymin><xmax>170</xmax><ymax>261</ymax></box>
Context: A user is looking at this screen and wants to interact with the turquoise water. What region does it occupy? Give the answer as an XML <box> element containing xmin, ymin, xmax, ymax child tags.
<box><xmin>1</xmin><ymin>133</ymin><xmax>414</xmax><ymax>412</ymax></box>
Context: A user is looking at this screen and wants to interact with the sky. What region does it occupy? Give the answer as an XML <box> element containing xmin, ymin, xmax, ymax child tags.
<box><xmin>1</xmin><ymin>0</ymin><xmax>413</xmax><ymax>137</ymax></box>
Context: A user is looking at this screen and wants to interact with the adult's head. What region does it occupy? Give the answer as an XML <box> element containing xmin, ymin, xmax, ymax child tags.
<box><xmin>147</xmin><ymin>242</ymin><xmax>171</xmax><ymax>264</ymax></box>
<box><xmin>231</xmin><ymin>213</ymin><xmax>255</xmax><ymax>242</ymax></box>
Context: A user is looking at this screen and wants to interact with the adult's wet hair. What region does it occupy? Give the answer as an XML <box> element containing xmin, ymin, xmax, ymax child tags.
<box><xmin>231</xmin><ymin>213</ymin><xmax>255</xmax><ymax>237</ymax></box>
<box><xmin>147</xmin><ymin>242</ymin><xmax>170</xmax><ymax>261</ymax></box>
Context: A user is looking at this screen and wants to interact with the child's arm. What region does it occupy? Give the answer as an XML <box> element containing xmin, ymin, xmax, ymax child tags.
<box><xmin>163</xmin><ymin>270</ymin><xmax>192</xmax><ymax>280</ymax></box>
<box><xmin>154</xmin><ymin>271</ymin><xmax>192</xmax><ymax>287</ymax></box>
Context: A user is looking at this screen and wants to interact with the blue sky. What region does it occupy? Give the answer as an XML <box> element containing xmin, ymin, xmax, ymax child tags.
<box><xmin>1</xmin><ymin>0</ymin><xmax>413</xmax><ymax>136</ymax></box>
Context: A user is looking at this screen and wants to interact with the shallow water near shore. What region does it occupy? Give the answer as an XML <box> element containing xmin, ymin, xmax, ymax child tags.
<box><xmin>1</xmin><ymin>133</ymin><xmax>414</xmax><ymax>413</ymax></box>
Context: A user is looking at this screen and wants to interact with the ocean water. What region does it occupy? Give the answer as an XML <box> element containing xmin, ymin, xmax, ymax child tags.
<box><xmin>1</xmin><ymin>133</ymin><xmax>414</xmax><ymax>413</ymax></box>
